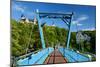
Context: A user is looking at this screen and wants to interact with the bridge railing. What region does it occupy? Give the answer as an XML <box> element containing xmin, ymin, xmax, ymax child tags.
<box><xmin>58</xmin><ymin>47</ymin><xmax>90</xmax><ymax>62</ymax></box>
<box><xmin>17</xmin><ymin>47</ymin><xmax>54</xmax><ymax>66</ymax></box>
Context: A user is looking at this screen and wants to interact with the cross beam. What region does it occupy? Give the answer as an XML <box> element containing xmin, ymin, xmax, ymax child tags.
<box><xmin>36</xmin><ymin>11</ymin><xmax>73</xmax><ymax>49</ymax></box>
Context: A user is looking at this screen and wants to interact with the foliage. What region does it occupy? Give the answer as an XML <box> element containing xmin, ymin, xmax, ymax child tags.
<box><xmin>11</xmin><ymin>19</ymin><xmax>41</xmax><ymax>57</ymax></box>
<box><xmin>11</xmin><ymin>19</ymin><xmax>96</xmax><ymax>57</ymax></box>
<box><xmin>11</xmin><ymin>19</ymin><xmax>68</xmax><ymax>57</ymax></box>
<box><xmin>70</xmin><ymin>30</ymin><xmax>96</xmax><ymax>54</ymax></box>
<box><xmin>43</xmin><ymin>25</ymin><xmax>68</xmax><ymax>47</ymax></box>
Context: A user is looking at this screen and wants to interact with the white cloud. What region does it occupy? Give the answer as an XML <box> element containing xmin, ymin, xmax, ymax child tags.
<box><xmin>12</xmin><ymin>3</ymin><xmax>35</xmax><ymax>17</ymax></box>
<box><xmin>13</xmin><ymin>4</ymin><xmax>25</xmax><ymax>13</ymax></box>
<box><xmin>72</xmin><ymin>20</ymin><xmax>82</xmax><ymax>26</ymax></box>
<box><xmin>72</xmin><ymin>21</ymin><xmax>78</xmax><ymax>25</ymax></box>
<box><xmin>77</xmin><ymin>23</ymin><xmax>83</xmax><ymax>26</ymax></box>
<box><xmin>72</xmin><ymin>15</ymin><xmax>88</xmax><ymax>26</ymax></box>
<box><xmin>82</xmin><ymin>27</ymin><xmax>96</xmax><ymax>31</ymax></box>
<box><xmin>77</xmin><ymin>15</ymin><xmax>88</xmax><ymax>21</ymax></box>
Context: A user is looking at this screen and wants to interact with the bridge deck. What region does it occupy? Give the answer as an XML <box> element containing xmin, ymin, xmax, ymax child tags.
<box><xmin>44</xmin><ymin>49</ymin><xmax>67</xmax><ymax>64</ymax></box>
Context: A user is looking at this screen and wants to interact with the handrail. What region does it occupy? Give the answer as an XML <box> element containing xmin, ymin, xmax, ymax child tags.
<box><xmin>16</xmin><ymin>49</ymin><xmax>42</xmax><ymax>60</ymax></box>
<box><xmin>17</xmin><ymin>47</ymin><xmax>54</xmax><ymax>65</ymax></box>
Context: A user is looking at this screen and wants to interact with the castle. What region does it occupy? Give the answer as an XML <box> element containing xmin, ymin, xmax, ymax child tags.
<box><xmin>20</xmin><ymin>14</ymin><xmax>38</xmax><ymax>25</ymax></box>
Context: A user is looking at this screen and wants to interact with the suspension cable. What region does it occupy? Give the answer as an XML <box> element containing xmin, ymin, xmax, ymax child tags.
<box><xmin>26</xmin><ymin>21</ymin><xmax>34</xmax><ymax>54</ymax></box>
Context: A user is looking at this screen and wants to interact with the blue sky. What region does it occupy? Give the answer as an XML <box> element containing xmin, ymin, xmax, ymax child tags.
<box><xmin>11</xmin><ymin>1</ymin><xmax>96</xmax><ymax>32</ymax></box>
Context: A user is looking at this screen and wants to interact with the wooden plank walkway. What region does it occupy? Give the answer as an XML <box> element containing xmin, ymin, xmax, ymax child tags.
<box><xmin>44</xmin><ymin>49</ymin><xmax>67</xmax><ymax>64</ymax></box>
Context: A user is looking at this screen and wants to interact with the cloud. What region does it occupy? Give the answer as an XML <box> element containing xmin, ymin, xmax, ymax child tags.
<box><xmin>77</xmin><ymin>23</ymin><xmax>83</xmax><ymax>26</ymax></box>
<box><xmin>72</xmin><ymin>15</ymin><xmax>88</xmax><ymax>26</ymax></box>
<box><xmin>82</xmin><ymin>27</ymin><xmax>96</xmax><ymax>31</ymax></box>
<box><xmin>72</xmin><ymin>21</ymin><xmax>78</xmax><ymax>25</ymax></box>
<box><xmin>77</xmin><ymin>15</ymin><xmax>88</xmax><ymax>21</ymax></box>
<box><xmin>12</xmin><ymin>3</ymin><xmax>35</xmax><ymax>17</ymax></box>
<box><xmin>13</xmin><ymin>4</ymin><xmax>26</xmax><ymax>13</ymax></box>
<box><xmin>72</xmin><ymin>20</ymin><xmax>83</xmax><ymax>26</ymax></box>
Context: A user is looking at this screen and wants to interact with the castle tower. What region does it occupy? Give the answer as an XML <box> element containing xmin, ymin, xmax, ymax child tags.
<box><xmin>33</xmin><ymin>17</ymin><xmax>38</xmax><ymax>25</ymax></box>
<box><xmin>20</xmin><ymin>14</ymin><xmax>26</xmax><ymax>23</ymax></box>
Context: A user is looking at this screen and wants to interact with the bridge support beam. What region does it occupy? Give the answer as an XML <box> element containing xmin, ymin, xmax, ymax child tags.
<box><xmin>66</xmin><ymin>23</ymin><xmax>71</xmax><ymax>49</ymax></box>
<box><xmin>35</xmin><ymin>11</ymin><xmax>73</xmax><ymax>49</ymax></box>
<box><xmin>36</xmin><ymin>11</ymin><xmax>46</xmax><ymax>49</ymax></box>
<box><xmin>66</xmin><ymin>14</ymin><xmax>73</xmax><ymax>49</ymax></box>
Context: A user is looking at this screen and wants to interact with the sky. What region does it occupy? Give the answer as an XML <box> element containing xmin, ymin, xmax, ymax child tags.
<box><xmin>11</xmin><ymin>1</ymin><xmax>96</xmax><ymax>32</ymax></box>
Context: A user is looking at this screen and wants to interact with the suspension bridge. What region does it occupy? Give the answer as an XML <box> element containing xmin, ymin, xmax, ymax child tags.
<box><xmin>14</xmin><ymin>10</ymin><xmax>91</xmax><ymax>66</ymax></box>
